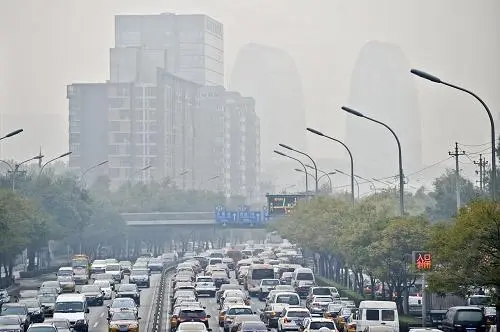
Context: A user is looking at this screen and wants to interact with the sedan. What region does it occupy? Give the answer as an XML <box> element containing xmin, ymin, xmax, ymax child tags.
<box><xmin>0</xmin><ymin>315</ymin><xmax>24</xmax><ymax>332</ymax></box>
<box><xmin>79</xmin><ymin>285</ymin><xmax>105</xmax><ymax>306</ymax></box>
<box><xmin>115</xmin><ymin>284</ymin><xmax>141</xmax><ymax>305</ymax></box>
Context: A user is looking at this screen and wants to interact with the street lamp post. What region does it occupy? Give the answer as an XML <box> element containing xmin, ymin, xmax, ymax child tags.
<box><xmin>38</xmin><ymin>152</ymin><xmax>72</xmax><ymax>181</ymax></box>
<box><xmin>0</xmin><ymin>129</ymin><xmax>23</xmax><ymax>141</ymax></box>
<box><xmin>355</xmin><ymin>174</ymin><xmax>377</xmax><ymax>193</ymax></box>
<box><xmin>307</xmin><ymin>128</ymin><xmax>355</xmax><ymax>205</ymax></box>
<box><xmin>274</xmin><ymin>150</ymin><xmax>309</xmax><ymax>193</ymax></box>
<box><xmin>410</xmin><ymin>68</ymin><xmax>496</xmax><ymax>201</ymax></box>
<box><xmin>342</xmin><ymin>106</ymin><xmax>405</xmax><ymax>216</ymax></box>
<box><xmin>336</xmin><ymin>169</ymin><xmax>360</xmax><ymax>199</ymax></box>
<box><xmin>80</xmin><ymin>160</ymin><xmax>109</xmax><ymax>186</ymax></box>
<box><xmin>1</xmin><ymin>155</ymin><xmax>43</xmax><ymax>191</ymax></box>
<box><xmin>279</xmin><ymin>143</ymin><xmax>318</xmax><ymax>194</ymax></box>
<box><xmin>306</xmin><ymin>164</ymin><xmax>333</xmax><ymax>193</ymax></box>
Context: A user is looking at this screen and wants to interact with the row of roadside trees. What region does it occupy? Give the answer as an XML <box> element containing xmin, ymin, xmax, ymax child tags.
<box><xmin>269</xmin><ymin>169</ymin><xmax>500</xmax><ymax>315</ymax></box>
<box><xmin>0</xmin><ymin>167</ymin><xmax>227</xmax><ymax>285</ymax></box>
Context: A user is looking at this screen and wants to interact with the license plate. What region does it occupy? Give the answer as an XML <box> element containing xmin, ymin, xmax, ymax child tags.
<box><xmin>466</xmin><ymin>329</ymin><xmax>475</xmax><ymax>332</ymax></box>
<box><xmin>294</xmin><ymin>320</ymin><xmax>303</xmax><ymax>325</ymax></box>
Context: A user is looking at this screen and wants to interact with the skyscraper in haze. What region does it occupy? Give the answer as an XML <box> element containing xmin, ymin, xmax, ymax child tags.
<box><xmin>346</xmin><ymin>40</ymin><xmax>422</xmax><ymax>179</ymax></box>
<box><xmin>230</xmin><ymin>43</ymin><xmax>307</xmax><ymax>176</ymax></box>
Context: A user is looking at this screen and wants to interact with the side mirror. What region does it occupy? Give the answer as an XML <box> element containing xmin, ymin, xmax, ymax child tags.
<box><xmin>76</xmin><ymin>291</ymin><xmax>80</xmax><ymax>294</ymax></box>
<box><xmin>107</xmin><ymin>317</ymin><xmax>111</xmax><ymax>321</ymax></box>
<box><xmin>203</xmin><ymin>306</ymin><xmax>206</xmax><ymax>309</ymax></box>
<box><xmin>253</xmin><ymin>311</ymin><xmax>256</xmax><ymax>314</ymax></box>
<box><xmin>138</xmin><ymin>317</ymin><xmax>141</xmax><ymax>320</ymax></box>
<box><xmin>85</xmin><ymin>308</ymin><xmax>90</xmax><ymax>313</ymax></box>
<box><xmin>106</xmin><ymin>305</ymin><xmax>110</xmax><ymax>309</ymax></box>
<box><xmin>207</xmin><ymin>314</ymin><xmax>211</xmax><ymax>318</ymax></box>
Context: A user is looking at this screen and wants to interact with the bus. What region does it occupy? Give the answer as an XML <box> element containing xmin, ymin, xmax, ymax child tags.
<box><xmin>71</xmin><ymin>254</ymin><xmax>90</xmax><ymax>277</ymax></box>
<box><xmin>245</xmin><ymin>263</ymin><xmax>275</xmax><ymax>296</ymax></box>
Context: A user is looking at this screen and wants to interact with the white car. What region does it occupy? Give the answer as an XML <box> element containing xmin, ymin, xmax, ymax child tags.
<box><xmin>177</xmin><ymin>322</ymin><xmax>209</xmax><ymax>332</ymax></box>
<box><xmin>93</xmin><ymin>280</ymin><xmax>112</xmax><ymax>299</ymax></box>
<box><xmin>278</xmin><ymin>307</ymin><xmax>311</xmax><ymax>332</ymax></box>
<box><xmin>302</xmin><ymin>317</ymin><xmax>337</xmax><ymax>332</ymax></box>
<box><xmin>195</xmin><ymin>277</ymin><xmax>217</xmax><ymax>297</ymax></box>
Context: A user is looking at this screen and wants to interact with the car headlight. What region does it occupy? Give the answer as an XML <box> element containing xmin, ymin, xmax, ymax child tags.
<box><xmin>76</xmin><ymin>319</ymin><xmax>85</xmax><ymax>324</ymax></box>
<box><xmin>128</xmin><ymin>323</ymin><xmax>139</xmax><ymax>328</ymax></box>
<box><xmin>110</xmin><ymin>324</ymin><xmax>120</xmax><ymax>329</ymax></box>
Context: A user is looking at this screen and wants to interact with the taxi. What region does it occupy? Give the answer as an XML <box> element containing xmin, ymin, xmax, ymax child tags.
<box><xmin>107</xmin><ymin>310</ymin><xmax>140</xmax><ymax>332</ymax></box>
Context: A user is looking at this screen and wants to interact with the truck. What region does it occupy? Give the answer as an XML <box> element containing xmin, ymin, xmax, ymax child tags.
<box><xmin>71</xmin><ymin>254</ymin><xmax>90</xmax><ymax>278</ymax></box>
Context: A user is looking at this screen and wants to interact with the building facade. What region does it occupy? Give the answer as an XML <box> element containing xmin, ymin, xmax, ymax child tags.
<box><xmin>114</xmin><ymin>13</ymin><xmax>224</xmax><ymax>86</ymax></box>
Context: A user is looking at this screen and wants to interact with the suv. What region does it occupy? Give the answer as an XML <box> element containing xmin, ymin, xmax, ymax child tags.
<box><xmin>195</xmin><ymin>276</ymin><xmax>217</xmax><ymax>297</ymax></box>
<box><xmin>129</xmin><ymin>268</ymin><xmax>151</xmax><ymax>288</ymax></box>
<box><xmin>178</xmin><ymin>308</ymin><xmax>211</xmax><ymax>330</ymax></box>
<box><xmin>115</xmin><ymin>283</ymin><xmax>141</xmax><ymax>305</ymax></box>
<box><xmin>0</xmin><ymin>303</ymin><xmax>30</xmax><ymax>331</ymax></box>
<box><xmin>441</xmin><ymin>306</ymin><xmax>486</xmax><ymax>332</ymax></box>
<box><xmin>306</xmin><ymin>287</ymin><xmax>333</xmax><ymax>307</ymax></box>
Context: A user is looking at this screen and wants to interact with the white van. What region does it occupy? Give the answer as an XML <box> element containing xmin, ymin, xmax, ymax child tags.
<box><xmin>291</xmin><ymin>267</ymin><xmax>315</xmax><ymax>287</ymax></box>
<box><xmin>357</xmin><ymin>300</ymin><xmax>399</xmax><ymax>332</ymax></box>
<box><xmin>53</xmin><ymin>293</ymin><xmax>89</xmax><ymax>332</ymax></box>
<box><xmin>57</xmin><ymin>267</ymin><xmax>76</xmax><ymax>293</ymax></box>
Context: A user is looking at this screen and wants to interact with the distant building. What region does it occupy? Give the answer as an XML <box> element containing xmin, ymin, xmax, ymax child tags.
<box><xmin>230</xmin><ymin>43</ymin><xmax>307</xmax><ymax>174</ymax></box>
<box><xmin>114</xmin><ymin>13</ymin><xmax>224</xmax><ymax>86</ymax></box>
<box><xmin>345</xmin><ymin>41</ymin><xmax>422</xmax><ymax>179</ymax></box>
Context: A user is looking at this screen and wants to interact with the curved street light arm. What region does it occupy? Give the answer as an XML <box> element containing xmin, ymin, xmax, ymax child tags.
<box><xmin>275</xmin><ymin>150</ymin><xmax>309</xmax><ymax>193</ymax></box>
<box><xmin>0</xmin><ymin>160</ymin><xmax>14</xmax><ymax>171</ymax></box>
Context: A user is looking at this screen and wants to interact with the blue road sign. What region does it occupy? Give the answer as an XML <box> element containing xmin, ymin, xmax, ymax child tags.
<box><xmin>215</xmin><ymin>206</ymin><xmax>267</xmax><ymax>224</ymax></box>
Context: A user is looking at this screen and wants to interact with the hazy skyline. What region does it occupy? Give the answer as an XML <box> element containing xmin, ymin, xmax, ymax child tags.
<box><xmin>1</xmin><ymin>0</ymin><xmax>499</xmax><ymax>186</ymax></box>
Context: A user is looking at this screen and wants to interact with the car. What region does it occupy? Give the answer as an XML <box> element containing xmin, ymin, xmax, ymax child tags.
<box><xmin>105</xmin><ymin>263</ymin><xmax>123</xmax><ymax>282</ymax></box>
<box><xmin>53</xmin><ymin>293</ymin><xmax>89</xmax><ymax>332</ymax></box>
<box><xmin>115</xmin><ymin>283</ymin><xmax>141</xmax><ymax>305</ymax></box>
<box><xmin>107</xmin><ymin>298</ymin><xmax>138</xmax><ymax>319</ymax></box>
<box><xmin>90</xmin><ymin>260</ymin><xmax>107</xmax><ymax>274</ymax></box>
<box><xmin>233</xmin><ymin>320</ymin><xmax>267</xmax><ymax>332</ymax></box>
<box><xmin>258</xmin><ymin>279</ymin><xmax>281</xmax><ymax>300</ymax></box>
<box><xmin>280</xmin><ymin>272</ymin><xmax>294</xmax><ymax>285</ymax></box>
<box><xmin>92</xmin><ymin>273</ymin><xmax>116</xmax><ymax>290</ymax></box>
<box><xmin>39</xmin><ymin>282</ymin><xmax>62</xmax><ymax>295</ymax></box>
<box><xmin>307</xmin><ymin>295</ymin><xmax>335</xmax><ymax>315</ymax></box>
<box><xmin>295</xmin><ymin>280</ymin><xmax>315</xmax><ymax>299</ymax></box>
<box><xmin>212</xmin><ymin>272</ymin><xmax>230</xmax><ymax>289</ymax></box>
<box><xmin>178</xmin><ymin>308</ymin><xmax>211</xmax><ymax>330</ymax></box>
<box><xmin>301</xmin><ymin>317</ymin><xmax>338</xmax><ymax>332</ymax></box>
<box><xmin>93</xmin><ymin>280</ymin><xmax>113</xmax><ymax>299</ymax></box>
<box><xmin>229</xmin><ymin>315</ymin><xmax>261</xmax><ymax>332</ymax></box>
<box><xmin>148</xmin><ymin>258</ymin><xmax>164</xmax><ymax>272</ymax></box>
<box><xmin>26</xmin><ymin>323</ymin><xmax>57</xmax><ymax>332</ymax></box>
<box><xmin>129</xmin><ymin>268</ymin><xmax>150</xmax><ymax>288</ymax></box>
<box><xmin>216</xmin><ymin>285</ymin><xmax>241</xmax><ymax>304</ymax></box>
<box><xmin>0</xmin><ymin>315</ymin><xmax>24</xmax><ymax>332</ymax></box>
<box><xmin>306</xmin><ymin>287</ymin><xmax>334</xmax><ymax>306</ymax></box>
<box><xmin>56</xmin><ymin>267</ymin><xmax>76</xmax><ymax>293</ymax></box>
<box><xmin>107</xmin><ymin>310</ymin><xmax>140</xmax><ymax>332</ymax></box>
<box><xmin>79</xmin><ymin>284</ymin><xmax>105</xmax><ymax>306</ymax></box>
<box><xmin>222</xmin><ymin>306</ymin><xmax>254</xmax><ymax>332</ymax></box>
<box><xmin>43</xmin><ymin>318</ymin><xmax>72</xmax><ymax>332</ymax></box>
<box><xmin>73</xmin><ymin>267</ymin><xmax>89</xmax><ymax>285</ymax></box>
<box><xmin>1</xmin><ymin>303</ymin><xmax>31</xmax><ymax>331</ymax></box>
<box><xmin>195</xmin><ymin>277</ymin><xmax>217</xmax><ymax>297</ymax></box>
<box><xmin>18</xmin><ymin>298</ymin><xmax>44</xmax><ymax>323</ymax></box>
<box><xmin>177</xmin><ymin>321</ymin><xmax>211</xmax><ymax>332</ymax></box>
<box><xmin>19</xmin><ymin>290</ymin><xmax>39</xmax><ymax>299</ymax></box>
<box><xmin>119</xmin><ymin>261</ymin><xmax>132</xmax><ymax>275</ymax></box>
<box><xmin>278</xmin><ymin>307</ymin><xmax>312</xmax><ymax>332</ymax></box>
<box><xmin>0</xmin><ymin>290</ymin><xmax>11</xmax><ymax>305</ymax></box>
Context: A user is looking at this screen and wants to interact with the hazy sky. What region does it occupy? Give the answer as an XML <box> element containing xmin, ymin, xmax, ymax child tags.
<box><xmin>1</xmin><ymin>0</ymin><xmax>499</xmax><ymax>185</ymax></box>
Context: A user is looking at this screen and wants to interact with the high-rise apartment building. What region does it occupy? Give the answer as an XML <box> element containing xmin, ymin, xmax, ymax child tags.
<box><xmin>68</xmin><ymin>13</ymin><xmax>260</xmax><ymax>199</ymax></box>
<box><xmin>114</xmin><ymin>13</ymin><xmax>224</xmax><ymax>86</ymax></box>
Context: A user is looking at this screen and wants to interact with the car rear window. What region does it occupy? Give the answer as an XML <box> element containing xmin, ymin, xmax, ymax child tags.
<box><xmin>456</xmin><ymin>310</ymin><xmax>483</xmax><ymax>322</ymax></box>
<box><xmin>287</xmin><ymin>311</ymin><xmax>310</xmax><ymax>318</ymax></box>
<box><xmin>313</xmin><ymin>288</ymin><xmax>331</xmax><ymax>296</ymax></box>
<box><xmin>180</xmin><ymin>310</ymin><xmax>206</xmax><ymax>319</ymax></box>
<box><xmin>310</xmin><ymin>321</ymin><xmax>336</xmax><ymax>330</ymax></box>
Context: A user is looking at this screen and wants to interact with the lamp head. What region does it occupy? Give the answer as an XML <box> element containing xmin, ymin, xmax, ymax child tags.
<box><xmin>306</xmin><ymin>127</ymin><xmax>324</xmax><ymax>136</ymax></box>
<box><xmin>341</xmin><ymin>106</ymin><xmax>364</xmax><ymax>117</ymax></box>
<box><xmin>278</xmin><ymin>143</ymin><xmax>294</xmax><ymax>151</ymax></box>
<box><xmin>59</xmin><ymin>152</ymin><xmax>72</xmax><ymax>158</ymax></box>
<box><xmin>410</xmin><ymin>68</ymin><xmax>442</xmax><ymax>83</ymax></box>
<box><xmin>5</xmin><ymin>129</ymin><xmax>23</xmax><ymax>138</ymax></box>
<box><xmin>273</xmin><ymin>150</ymin><xmax>286</xmax><ymax>157</ymax></box>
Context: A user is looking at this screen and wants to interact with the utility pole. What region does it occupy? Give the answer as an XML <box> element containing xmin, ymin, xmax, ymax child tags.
<box><xmin>38</xmin><ymin>146</ymin><xmax>43</xmax><ymax>169</ymax></box>
<box><xmin>474</xmin><ymin>154</ymin><xmax>488</xmax><ymax>192</ymax></box>
<box><xmin>449</xmin><ymin>142</ymin><xmax>465</xmax><ymax>213</ymax></box>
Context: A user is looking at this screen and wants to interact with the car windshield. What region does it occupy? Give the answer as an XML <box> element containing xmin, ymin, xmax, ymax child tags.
<box><xmin>81</xmin><ymin>285</ymin><xmax>100</xmax><ymax>292</ymax></box>
<box><xmin>19</xmin><ymin>300</ymin><xmax>39</xmax><ymax>308</ymax></box>
<box><xmin>27</xmin><ymin>327</ymin><xmax>56</xmax><ymax>332</ymax></box>
<box><xmin>296</xmin><ymin>272</ymin><xmax>313</xmax><ymax>281</ymax></box>
<box><xmin>111</xmin><ymin>312</ymin><xmax>136</xmax><ymax>321</ymax></box>
<box><xmin>131</xmin><ymin>270</ymin><xmax>148</xmax><ymax>276</ymax></box>
<box><xmin>119</xmin><ymin>285</ymin><xmax>137</xmax><ymax>292</ymax></box>
<box><xmin>228</xmin><ymin>308</ymin><xmax>253</xmax><ymax>315</ymax></box>
<box><xmin>54</xmin><ymin>302</ymin><xmax>83</xmax><ymax>312</ymax></box>
<box><xmin>1</xmin><ymin>306</ymin><xmax>26</xmax><ymax>315</ymax></box>
<box><xmin>313</xmin><ymin>288</ymin><xmax>331</xmax><ymax>296</ymax></box>
<box><xmin>310</xmin><ymin>321</ymin><xmax>336</xmax><ymax>330</ymax></box>
<box><xmin>0</xmin><ymin>316</ymin><xmax>20</xmax><ymax>324</ymax></box>
<box><xmin>469</xmin><ymin>296</ymin><xmax>491</xmax><ymax>306</ymax></box>
<box><xmin>93</xmin><ymin>281</ymin><xmax>110</xmax><ymax>287</ymax></box>
<box><xmin>111</xmin><ymin>299</ymin><xmax>136</xmax><ymax>308</ymax></box>
<box><xmin>251</xmin><ymin>269</ymin><xmax>274</xmax><ymax>279</ymax></box>
<box><xmin>57</xmin><ymin>270</ymin><xmax>72</xmax><ymax>277</ymax></box>
<box><xmin>456</xmin><ymin>310</ymin><xmax>483</xmax><ymax>322</ymax></box>
<box><xmin>314</xmin><ymin>296</ymin><xmax>333</xmax><ymax>302</ymax></box>
<box><xmin>276</xmin><ymin>295</ymin><xmax>300</xmax><ymax>305</ymax></box>
<box><xmin>288</xmin><ymin>311</ymin><xmax>311</xmax><ymax>318</ymax></box>
<box><xmin>225</xmin><ymin>298</ymin><xmax>244</xmax><ymax>305</ymax></box>
<box><xmin>106</xmin><ymin>265</ymin><xmax>120</xmax><ymax>271</ymax></box>
<box><xmin>120</xmin><ymin>262</ymin><xmax>132</xmax><ymax>267</ymax></box>
<box><xmin>262</xmin><ymin>280</ymin><xmax>279</xmax><ymax>286</ymax></box>
<box><xmin>42</xmin><ymin>282</ymin><xmax>59</xmax><ymax>288</ymax></box>
<box><xmin>197</xmin><ymin>278</ymin><xmax>212</xmax><ymax>282</ymax></box>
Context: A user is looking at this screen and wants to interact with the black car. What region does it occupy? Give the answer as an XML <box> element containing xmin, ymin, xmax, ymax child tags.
<box><xmin>0</xmin><ymin>303</ymin><xmax>30</xmax><ymax>332</ymax></box>
<box><xmin>178</xmin><ymin>307</ymin><xmax>211</xmax><ymax>329</ymax></box>
<box><xmin>441</xmin><ymin>306</ymin><xmax>487</xmax><ymax>332</ymax></box>
<box><xmin>115</xmin><ymin>284</ymin><xmax>141</xmax><ymax>305</ymax></box>
<box><xmin>79</xmin><ymin>285</ymin><xmax>105</xmax><ymax>306</ymax></box>
<box><xmin>212</xmin><ymin>273</ymin><xmax>230</xmax><ymax>289</ymax></box>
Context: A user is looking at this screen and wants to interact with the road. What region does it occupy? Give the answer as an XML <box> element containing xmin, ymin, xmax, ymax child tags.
<box><xmin>165</xmin><ymin>271</ymin><xmax>270</xmax><ymax>332</ymax></box>
<box><xmin>18</xmin><ymin>272</ymin><xmax>165</xmax><ymax>332</ymax></box>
